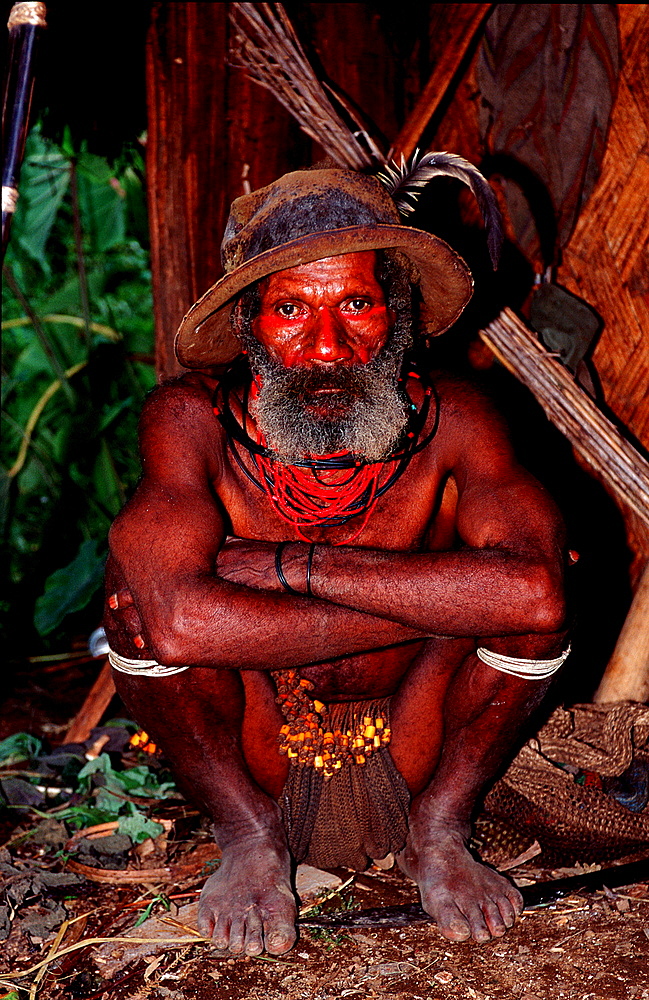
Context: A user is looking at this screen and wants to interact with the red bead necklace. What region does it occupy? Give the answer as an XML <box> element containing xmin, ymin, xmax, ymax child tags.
<box><xmin>213</xmin><ymin>361</ymin><xmax>436</xmax><ymax>544</ymax></box>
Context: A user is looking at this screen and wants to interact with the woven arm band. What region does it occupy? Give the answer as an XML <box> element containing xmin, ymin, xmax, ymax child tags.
<box><xmin>108</xmin><ymin>648</ymin><xmax>190</xmax><ymax>677</ymax></box>
<box><xmin>476</xmin><ymin>644</ymin><xmax>571</xmax><ymax>679</ymax></box>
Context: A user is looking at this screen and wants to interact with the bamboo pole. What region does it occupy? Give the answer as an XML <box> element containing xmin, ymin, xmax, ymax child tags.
<box><xmin>480</xmin><ymin>308</ymin><xmax>649</xmax><ymax>702</ymax></box>
<box><xmin>594</xmin><ymin>560</ymin><xmax>649</xmax><ymax>704</ymax></box>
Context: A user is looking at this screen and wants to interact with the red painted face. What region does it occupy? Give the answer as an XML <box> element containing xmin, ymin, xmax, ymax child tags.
<box><xmin>251</xmin><ymin>251</ymin><xmax>394</xmax><ymax>368</ymax></box>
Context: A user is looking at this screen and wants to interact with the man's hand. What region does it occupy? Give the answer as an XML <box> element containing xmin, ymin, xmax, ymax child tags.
<box><xmin>104</xmin><ymin>584</ymin><xmax>153</xmax><ymax>658</ymax></box>
<box><xmin>216</xmin><ymin>537</ymin><xmax>307</xmax><ymax>594</ymax></box>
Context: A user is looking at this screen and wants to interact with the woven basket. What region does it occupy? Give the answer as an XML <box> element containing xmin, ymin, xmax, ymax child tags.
<box><xmin>483</xmin><ymin>702</ymin><xmax>649</xmax><ymax>861</ymax></box>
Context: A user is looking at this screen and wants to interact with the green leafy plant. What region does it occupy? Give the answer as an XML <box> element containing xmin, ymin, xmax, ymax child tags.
<box><xmin>0</xmin><ymin>732</ymin><xmax>43</xmax><ymax>766</ymax></box>
<box><xmin>0</xmin><ymin>730</ymin><xmax>179</xmax><ymax>844</ymax></box>
<box><xmin>133</xmin><ymin>893</ymin><xmax>171</xmax><ymax>928</ymax></box>
<box><xmin>1</xmin><ymin>126</ymin><xmax>155</xmax><ymax>651</ymax></box>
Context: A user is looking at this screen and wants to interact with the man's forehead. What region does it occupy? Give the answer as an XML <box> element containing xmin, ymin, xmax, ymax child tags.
<box><xmin>258</xmin><ymin>250</ymin><xmax>382</xmax><ymax>292</ymax></box>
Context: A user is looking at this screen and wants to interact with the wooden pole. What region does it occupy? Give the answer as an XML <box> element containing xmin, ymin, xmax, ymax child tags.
<box><xmin>391</xmin><ymin>3</ymin><xmax>491</xmax><ymax>160</ymax></box>
<box><xmin>63</xmin><ymin>660</ymin><xmax>116</xmax><ymax>745</ymax></box>
<box><xmin>594</xmin><ymin>561</ymin><xmax>649</xmax><ymax>704</ymax></box>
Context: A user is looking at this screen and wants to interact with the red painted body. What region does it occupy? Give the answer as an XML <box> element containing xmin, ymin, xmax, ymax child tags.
<box><xmin>104</xmin><ymin>252</ymin><xmax>567</xmax><ymax>957</ymax></box>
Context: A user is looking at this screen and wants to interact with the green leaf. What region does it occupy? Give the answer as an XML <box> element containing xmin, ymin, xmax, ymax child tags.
<box><xmin>58</xmin><ymin>803</ymin><xmax>117</xmax><ymax>830</ymax></box>
<box><xmin>11</xmin><ymin>133</ymin><xmax>71</xmax><ymax>272</ymax></box>
<box><xmin>77</xmin><ymin>165</ymin><xmax>125</xmax><ymax>253</ymax></box>
<box><xmin>76</xmin><ymin>152</ymin><xmax>113</xmax><ymax>184</ymax></box>
<box><xmin>76</xmin><ymin>751</ymin><xmax>114</xmax><ymax>789</ymax></box>
<box><xmin>0</xmin><ymin>731</ymin><xmax>42</xmax><ymax>765</ymax></box>
<box><xmin>92</xmin><ymin>438</ymin><xmax>124</xmax><ymax>517</ymax></box>
<box><xmin>94</xmin><ymin>787</ymin><xmax>128</xmax><ymax>817</ymax></box>
<box><xmin>33</xmin><ymin>537</ymin><xmax>106</xmax><ymax>635</ymax></box>
<box><xmin>118</xmin><ymin>812</ymin><xmax>164</xmax><ymax>844</ymax></box>
<box><xmin>96</xmin><ymin>397</ymin><xmax>133</xmax><ymax>434</ymax></box>
<box><xmin>133</xmin><ymin>900</ymin><xmax>156</xmax><ymax>927</ymax></box>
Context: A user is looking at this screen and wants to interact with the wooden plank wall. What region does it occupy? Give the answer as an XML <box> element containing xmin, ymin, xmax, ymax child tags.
<box><xmin>146</xmin><ymin>2</ymin><xmax>309</xmax><ymax>377</ymax></box>
<box><xmin>561</xmin><ymin>5</ymin><xmax>649</xmax><ymax>451</ymax></box>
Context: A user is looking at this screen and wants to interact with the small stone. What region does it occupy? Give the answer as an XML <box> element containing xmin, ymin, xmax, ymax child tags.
<box><xmin>434</xmin><ymin>971</ymin><xmax>454</xmax><ymax>984</ymax></box>
<box><xmin>296</xmin><ymin>863</ymin><xmax>342</xmax><ymax>903</ymax></box>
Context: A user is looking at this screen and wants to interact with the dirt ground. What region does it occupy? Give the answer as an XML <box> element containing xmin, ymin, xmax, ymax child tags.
<box><xmin>2</xmin><ymin>658</ymin><xmax>648</xmax><ymax>1000</ymax></box>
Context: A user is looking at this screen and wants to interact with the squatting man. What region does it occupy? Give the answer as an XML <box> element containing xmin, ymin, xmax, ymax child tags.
<box><xmin>103</xmin><ymin>166</ymin><xmax>569</xmax><ymax>957</ymax></box>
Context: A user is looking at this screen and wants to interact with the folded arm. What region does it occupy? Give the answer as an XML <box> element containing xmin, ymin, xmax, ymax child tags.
<box><xmin>217</xmin><ymin>386</ymin><xmax>567</xmax><ymax>638</ymax></box>
<box><xmin>105</xmin><ymin>384</ymin><xmax>425</xmax><ymax>669</ymax></box>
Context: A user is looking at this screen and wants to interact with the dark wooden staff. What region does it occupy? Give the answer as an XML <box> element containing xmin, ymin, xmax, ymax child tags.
<box><xmin>1</xmin><ymin>1</ymin><xmax>47</xmax><ymax>262</ymax></box>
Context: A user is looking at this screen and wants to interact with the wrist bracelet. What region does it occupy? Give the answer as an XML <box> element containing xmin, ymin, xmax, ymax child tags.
<box><xmin>275</xmin><ymin>541</ymin><xmax>302</xmax><ymax>596</ymax></box>
<box><xmin>306</xmin><ymin>542</ymin><xmax>316</xmax><ymax>597</ymax></box>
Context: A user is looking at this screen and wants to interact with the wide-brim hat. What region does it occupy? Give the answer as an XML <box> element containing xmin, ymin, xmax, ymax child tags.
<box><xmin>175</xmin><ymin>168</ymin><xmax>473</xmax><ymax>369</ymax></box>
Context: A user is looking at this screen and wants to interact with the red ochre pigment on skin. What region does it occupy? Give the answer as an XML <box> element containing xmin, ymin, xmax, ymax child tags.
<box><xmin>252</xmin><ymin>254</ymin><xmax>393</xmax><ymax>368</ymax></box>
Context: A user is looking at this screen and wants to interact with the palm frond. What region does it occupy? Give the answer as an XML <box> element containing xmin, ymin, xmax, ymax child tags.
<box><xmin>377</xmin><ymin>150</ymin><xmax>503</xmax><ymax>268</ymax></box>
<box><xmin>230</xmin><ymin>3</ymin><xmax>383</xmax><ymax>169</ymax></box>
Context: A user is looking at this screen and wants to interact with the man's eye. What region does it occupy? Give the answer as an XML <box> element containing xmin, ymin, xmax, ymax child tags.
<box><xmin>276</xmin><ymin>302</ymin><xmax>301</xmax><ymax>318</ymax></box>
<box><xmin>346</xmin><ymin>298</ymin><xmax>371</xmax><ymax>313</ymax></box>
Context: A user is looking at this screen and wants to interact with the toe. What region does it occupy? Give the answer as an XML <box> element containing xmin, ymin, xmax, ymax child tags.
<box><xmin>464</xmin><ymin>904</ymin><xmax>491</xmax><ymax>943</ymax></box>
<box><xmin>228</xmin><ymin>915</ymin><xmax>247</xmax><ymax>954</ymax></box>
<box><xmin>434</xmin><ymin>900</ymin><xmax>472</xmax><ymax>942</ymax></box>
<box><xmin>212</xmin><ymin>913</ymin><xmax>231</xmax><ymax>951</ymax></box>
<box><xmin>244</xmin><ymin>911</ymin><xmax>264</xmax><ymax>956</ymax></box>
<box><xmin>265</xmin><ymin>924</ymin><xmax>297</xmax><ymax>955</ymax></box>
<box><xmin>481</xmin><ymin>899</ymin><xmax>507</xmax><ymax>938</ymax></box>
<box><xmin>197</xmin><ymin>904</ymin><xmax>215</xmax><ymax>938</ymax></box>
<box><xmin>506</xmin><ymin>884</ymin><xmax>524</xmax><ymax>916</ymax></box>
<box><xmin>497</xmin><ymin>891</ymin><xmax>518</xmax><ymax>928</ymax></box>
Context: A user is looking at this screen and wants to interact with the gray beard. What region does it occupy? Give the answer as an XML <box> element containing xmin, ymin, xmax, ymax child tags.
<box><xmin>242</xmin><ymin>338</ymin><xmax>410</xmax><ymax>464</ymax></box>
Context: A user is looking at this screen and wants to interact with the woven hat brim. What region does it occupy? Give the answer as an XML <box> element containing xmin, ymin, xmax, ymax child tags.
<box><xmin>175</xmin><ymin>224</ymin><xmax>473</xmax><ymax>368</ymax></box>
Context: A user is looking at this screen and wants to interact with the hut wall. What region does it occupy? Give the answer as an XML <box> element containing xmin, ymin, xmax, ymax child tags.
<box><xmin>557</xmin><ymin>4</ymin><xmax>649</xmax><ymax>573</ymax></box>
<box><xmin>145</xmin><ymin>2</ymin><xmax>308</xmax><ymax>377</ymax></box>
<box><xmin>429</xmin><ymin>4</ymin><xmax>649</xmax><ymax>576</ymax></box>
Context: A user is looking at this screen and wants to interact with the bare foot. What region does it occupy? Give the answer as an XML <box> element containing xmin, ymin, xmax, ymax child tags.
<box><xmin>197</xmin><ymin>834</ymin><xmax>297</xmax><ymax>956</ymax></box>
<box><xmin>398</xmin><ymin>819</ymin><xmax>523</xmax><ymax>943</ymax></box>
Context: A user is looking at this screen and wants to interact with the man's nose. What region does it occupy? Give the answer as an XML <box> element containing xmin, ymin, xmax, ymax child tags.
<box><xmin>303</xmin><ymin>306</ymin><xmax>354</xmax><ymax>364</ymax></box>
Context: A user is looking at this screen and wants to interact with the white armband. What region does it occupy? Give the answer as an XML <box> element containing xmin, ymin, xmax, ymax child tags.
<box><xmin>108</xmin><ymin>647</ymin><xmax>190</xmax><ymax>677</ymax></box>
<box><xmin>476</xmin><ymin>644</ymin><xmax>571</xmax><ymax>679</ymax></box>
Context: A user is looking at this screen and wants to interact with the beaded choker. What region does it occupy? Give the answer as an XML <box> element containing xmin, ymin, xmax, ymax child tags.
<box><xmin>213</xmin><ymin>359</ymin><xmax>439</xmax><ymax>543</ymax></box>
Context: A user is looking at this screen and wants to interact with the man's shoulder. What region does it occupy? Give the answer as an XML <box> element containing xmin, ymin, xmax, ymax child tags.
<box><xmin>427</xmin><ymin>370</ymin><xmax>505</xmax><ymax>429</ymax></box>
<box><xmin>420</xmin><ymin>369</ymin><xmax>515</xmax><ymax>479</ymax></box>
<box><xmin>141</xmin><ymin>371</ymin><xmax>220</xmax><ymax>426</ymax></box>
<box><xmin>137</xmin><ymin>371</ymin><xmax>229</xmax><ymax>469</ymax></box>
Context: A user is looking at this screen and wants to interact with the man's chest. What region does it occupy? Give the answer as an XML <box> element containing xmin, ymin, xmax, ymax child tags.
<box><xmin>213</xmin><ymin>445</ymin><xmax>456</xmax><ymax>551</ymax></box>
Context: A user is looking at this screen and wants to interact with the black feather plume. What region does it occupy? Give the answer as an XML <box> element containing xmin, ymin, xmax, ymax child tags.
<box><xmin>377</xmin><ymin>151</ymin><xmax>504</xmax><ymax>268</ymax></box>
